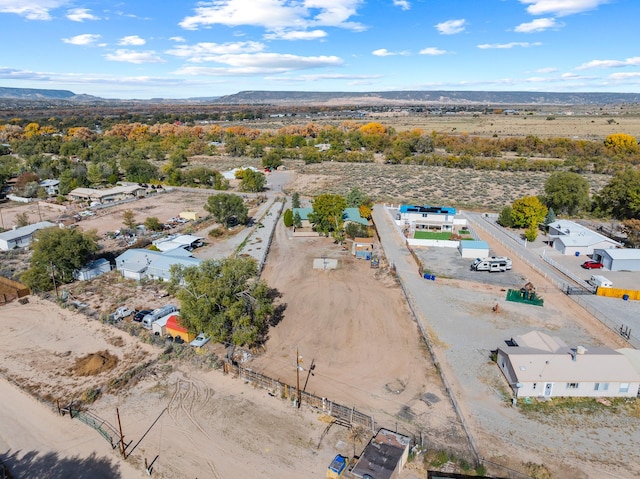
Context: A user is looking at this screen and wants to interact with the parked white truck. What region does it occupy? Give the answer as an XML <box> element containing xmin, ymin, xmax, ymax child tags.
<box><xmin>471</xmin><ymin>256</ymin><xmax>512</xmax><ymax>272</ymax></box>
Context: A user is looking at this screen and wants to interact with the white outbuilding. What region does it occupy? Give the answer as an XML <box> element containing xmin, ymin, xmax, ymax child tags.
<box><xmin>593</xmin><ymin>248</ymin><xmax>640</xmax><ymax>271</ymax></box>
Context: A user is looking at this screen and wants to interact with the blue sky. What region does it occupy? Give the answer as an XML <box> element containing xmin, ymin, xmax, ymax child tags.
<box><xmin>1</xmin><ymin>0</ymin><xmax>639</xmax><ymax>99</ymax></box>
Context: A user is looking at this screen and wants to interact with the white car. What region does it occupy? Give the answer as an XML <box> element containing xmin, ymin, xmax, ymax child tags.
<box><xmin>189</xmin><ymin>333</ymin><xmax>210</xmax><ymax>348</ymax></box>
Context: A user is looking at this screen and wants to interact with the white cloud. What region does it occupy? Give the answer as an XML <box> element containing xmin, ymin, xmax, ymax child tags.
<box><xmin>265</xmin><ymin>73</ymin><xmax>382</xmax><ymax>82</ymax></box>
<box><xmin>179</xmin><ymin>0</ymin><xmax>365</xmax><ymax>32</ymax></box>
<box><xmin>393</xmin><ymin>0</ymin><xmax>410</xmax><ymax>11</ymax></box>
<box><xmin>174</xmin><ymin>53</ymin><xmax>343</xmax><ymax>75</ymax></box>
<box><xmin>477</xmin><ymin>41</ymin><xmax>542</xmax><ymax>49</ymax></box>
<box><xmin>514</xmin><ymin>17</ymin><xmax>559</xmax><ymax>32</ymax></box>
<box><xmin>0</xmin><ymin>0</ymin><xmax>67</xmax><ymax>20</ymax></box>
<box><xmin>536</xmin><ymin>67</ymin><xmax>557</xmax><ymax>73</ymax></box>
<box><xmin>62</xmin><ymin>34</ymin><xmax>101</xmax><ymax>46</ymax></box>
<box><xmin>519</xmin><ymin>0</ymin><xmax>610</xmax><ymax>17</ymax></box>
<box><xmin>170</xmin><ymin>36</ymin><xmax>187</xmax><ymax>42</ymax></box>
<box><xmin>372</xmin><ymin>49</ymin><xmax>409</xmax><ymax>57</ymax></box>
<box><xmin>435</xmin><ymin>19</ymin><xmax>466</xmax><ymax>35</ymax></box>
<box><xmin>166</xmin><ymin>41</ymin><xmax>265</xmax><ymax>62</ymax></box>
<box><xmin>576</xmin><ymin>57</ymin><xmax>640</xmax><ymax>70</ymax></box>
<box><xmin>419</xmin><ymin>47</ymin><xmax>447</xmax><ymax>55</ymax></box>
<box><xmin>105</xmin><ymin>49</ymin><xmax>165</xmax><ymax>64</ymax></box>
<box><xmin>609</xmin><ymin>72</ymin><xmax>640</xmax><ymax>80</ymax></box>
<box><xmin>119</xmin><ymin>35</ymin><xmax>146</xmax><ymax>46</ymax></box>
<box><xmin>66</xmin><ymin>8</ymin><xmax>99</xmax><ymax>22</ymax></box>
<box><xmin>264</xmin><ymin>29</ymin><xmax>328</xmax><ymax>40</ymax></box>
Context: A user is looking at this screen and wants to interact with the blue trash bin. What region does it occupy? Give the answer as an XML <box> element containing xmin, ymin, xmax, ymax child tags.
<box><xmin>431</xmin><ymin>275</ymin><xmax>436</xmax><ymax>281</ymax></box>
<box><xmin>623</xmin><ymin>294</ymin><xmax>629</xmax><ymax>301</ymax></box>
<box><xmin>575</xmin><ymin>252</ymin><xmax>580</xmax><ymax>257</ymax></box>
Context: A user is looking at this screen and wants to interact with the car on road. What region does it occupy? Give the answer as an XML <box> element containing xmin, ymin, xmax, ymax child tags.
<box><xmin>581</xmin><ymin>260</ymin><xmax>604</xmax><ymax>269</ymax></box>
<box><xmin>133</xmin><ymin>309</ymin><xmax>152</xmax><ymax>322</ymax></box>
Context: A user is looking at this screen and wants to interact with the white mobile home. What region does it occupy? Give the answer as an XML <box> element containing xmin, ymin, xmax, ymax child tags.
<box><xmin>497</xmin><ymin>331</ymin><xmax>640</xmax><ymax>399</ymax></box>
<box><xmin>0</xmin><ymin>221</ymin><xmax>56</xmax><ymax>251</ymax></box>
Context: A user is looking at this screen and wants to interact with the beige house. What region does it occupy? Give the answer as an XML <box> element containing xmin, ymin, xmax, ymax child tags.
<box><xmin>497</xmin><ymin>331</ymin><xmax>640</xmax><ymax>398</ymax></box>
<box><xmin>68</xmin><ymin>185</ymin><xmax>146</xmax><ymax>204</ymax></box>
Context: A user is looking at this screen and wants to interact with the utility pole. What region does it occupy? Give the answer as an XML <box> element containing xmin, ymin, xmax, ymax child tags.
<box><xmin>303</xmin><ymin>359</ymin><xmax>316</xmax><ymax>392</ymax></box>
<box><xmin>296</xmin><ymin>349</ymin><xmax>303</xmax><ymax>408</ymax></box>
<box><xmin>116</xmin><ymin>407</ymin><xmax>126</xmax><ymax>459</ymax></box>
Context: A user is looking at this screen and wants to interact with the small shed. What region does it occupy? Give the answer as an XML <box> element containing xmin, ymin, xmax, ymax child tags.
<box><xmin>593</xmin><ymin>248</ymin><xmax>640</xmax><ymax>271</ymax></box>
<box><xmin>152</xmin><ymin>313</ymin><xmax>177</xmax><ymax>336</ymax></box>
<box><xmin>351</xmin><ymin>428</ymin><xmax>410</xmax><ymax>479</ymax></box>
<box><xmin>166</xmin><ymin>315</ymin><xmax>196</xmax><ymax>343</ymax></box>
<box><xmin>74</xmin><ymin>258</ymin><xmax>112</xmax><ymax>281</ymax></box>
<box><xmin>458</xmin><ymin>240</ymin><xmax>489</xmax><ymax>258</ymax></box>
<box><xmin>179</xmin><ymin>211</ymin><xmax>199</xmax><ymax>221</ymax></box>
<box><xmin>352</xmin><ymin>237</ymin><xmax>374</xmax><ymax>259</ymax></box>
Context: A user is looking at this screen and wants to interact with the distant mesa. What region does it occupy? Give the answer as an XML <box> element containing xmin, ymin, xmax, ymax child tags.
<box><xmin>1</xmin><ymin>86</ymin><xmax>640</xmax><ymax>106</ymax></box>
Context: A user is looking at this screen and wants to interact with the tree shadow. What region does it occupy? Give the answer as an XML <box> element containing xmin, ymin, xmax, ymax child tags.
<box><xmin>267</xmin><ymin>287</ymin><xmax>286</xmax><ymax>328</ymax></box>
<box><xmin>2</xmin><ymin>449</ymin><xmax>122</xmax><ymax>479</ymax></box>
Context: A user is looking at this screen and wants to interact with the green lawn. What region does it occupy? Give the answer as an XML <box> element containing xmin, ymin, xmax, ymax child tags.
<box><xmin>413</xmin><ymin>231</ymin><xmax>452</xmax><ymax>240</ymax></box>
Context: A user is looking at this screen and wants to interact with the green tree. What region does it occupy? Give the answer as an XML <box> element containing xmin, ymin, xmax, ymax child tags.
<box><xmin>205</xmin><ymin>193</ymin><xmax>248</xmax><ymax>227</ymax></box>
<box><xmin>291</xmin><ymin>192</ymin><xmax>301</xmax><ymax>209</ymax></box>
<box><xmin>543</xmin><ymin>171</ymin><xmax>590</xmax><ymax>216</ymax></box>
<box><xmin>510</xmin><ymin>196</ymin><xmax>547</xmax><ymax>229</ymax></box>
<box><xmin>120</xmin><ymin>157</ymin><xmax>157</xmax><ymax>183</ymax></box>
<box><xmin>86</xmin><ymin>163</ymin><xmax>103</xmax><ymax>186</ymax></box>
<box><xmin>292</xmin><ymin>211</ymin><xmax>302</xmax><ymax>229</ymax></box>
<box><xmin>345</xmin><ymin>222</ymin><xmax>370</xmax><ymax>239</ymax></box>
<box><xmin>346</xmin><ymin>186</ymin><xmax>368</xmax><ymax>208</ymax></box>
<box><xmin>308</xmin><ymin>193</ymin><xmax>347</xmax><ymax>237</ymax></box>
<box><xmin>144</xmin><ymin>216</ymin><xmax>164</xmax><ymax>232</ymax></box>
<box><xmin>225</xmin><ymin>136</ymin><xmax>248</xmax><ymax>157</ymax></box>
<box><xmin>262</xmin><ymin>149</ymin><xmax>283</xmax><ymax>169</ymax></box>
<box><xmin>122</xmin><ymin>209</ymin><xmax>137</xmax><ymax>229</ymax></box>
<box><xmin>544</xmin><ymin>207</ymin><xmax>556</xmax><ymax>226</ymax></box>
<box><xmin>283</xmin><ymin>208</ymin><xmax>293</xmax><ymax>227</ymax></box>
<box><xmin>497</xmin><ymin>206</ymin><xmax>513</xmax><ymax>227</ymax></box>
<box><xmin>169</xmin><ymin>257</ymin><xmax>274</xmax><ymax>346</ymax></box>
<box><xmin>22</xmin><ymin>227</ymin><xmax>98</xmax><ymax>291</ymax></box>
<box><xmin>622</xmin><ymin>219</ymin><xmax>640</xmax><ymax>248</ymax></box>
<box><xmin>595</xmin><ymin>169</ymin><xmax>640</xmax><ymax>220</ymax></box>
<box><xmin>240</xmin><ymin>169</ymin><xmax>266</xmax><ymax>192</ymax></box>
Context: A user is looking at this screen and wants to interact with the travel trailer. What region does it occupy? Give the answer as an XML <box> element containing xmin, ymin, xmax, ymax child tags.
<box><xmin>142</xmin><ymin>304</ymin><xmax>177</xmax><ymax>329</ymax></box>
<box><xmin>471</xmin><ymin>256</ymin><xmax>512</xmax><ymax>272</ymax></box>
<box><xmin>588</xmin><ymin>275</ymin><xmax>613</xmax><ymax>289</ymax></box>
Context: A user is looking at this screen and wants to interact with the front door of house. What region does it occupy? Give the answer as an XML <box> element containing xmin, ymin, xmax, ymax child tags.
<box><xmin>544</xmin><ymin>383</ymin><xmax>553</xmax><ymax>396</ymax></box>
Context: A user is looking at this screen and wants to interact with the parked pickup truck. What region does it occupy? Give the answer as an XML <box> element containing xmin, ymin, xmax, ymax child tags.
<box><xmin>110</xmin><ymin>306</ymin><xmax>134</xmax><ymax>322</ymax></box>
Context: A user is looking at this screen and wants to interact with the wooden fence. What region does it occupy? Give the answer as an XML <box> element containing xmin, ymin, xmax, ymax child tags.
<box><xmin>0</xmin><ymin>277</ymin><xmax>30</xmax><ymax>304</ymax></box>
<box><xmin>222</xmin><ymin>362</ymin><xmax>377</xmax><ymax>431</ymax></box>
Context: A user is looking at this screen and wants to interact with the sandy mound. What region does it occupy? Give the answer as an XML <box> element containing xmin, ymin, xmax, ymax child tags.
<box><xmin>72</xmin><ymin>350</ymin><xmax>118</xmax><ymax>376</ymax></box>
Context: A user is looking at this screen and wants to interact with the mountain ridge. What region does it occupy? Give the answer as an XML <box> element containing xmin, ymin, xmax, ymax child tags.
<box><xmin>1</xmin><ymin>86</ymin><xmax>640</xmax><ymax>106</ymax></box>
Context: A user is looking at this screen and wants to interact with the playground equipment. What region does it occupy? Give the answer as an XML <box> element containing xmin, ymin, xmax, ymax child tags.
<box><xmin>506</xmin><ymin>281</ymin><xmax>544</xmax><ymax>307</ymax></box>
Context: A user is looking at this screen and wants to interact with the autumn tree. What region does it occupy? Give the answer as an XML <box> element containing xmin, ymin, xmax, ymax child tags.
<box><xmin>510</xmin><ymin>196</ymin><xmax>548</xmax><ymax>229</ymax></box>
<box><xmin>205</xmin><ymin>193</ymin><xmax>248</xmax><ymax>227</ymax></box>
<box><xmin>308</xmin><ymin>193</ymin><xmax>347</xmax><ymax>238</ymax></box>
<box><xmin>622</xmin><ymin>219</ymin><xmax>640</xmax><ymax>248</ymax></box>
<box><xmin>543</xmin><ymin>171</ymin><xmax>591</xmax><ymax>216</ymax></box>
<box><xmin>604</xmin><ymin>133</ymin><xmax>638</xmax><ymax>153</ymax></box>
<box><xmin>22</xmin><ymin>227</ymin><xmax>98</xmax><ymax>291</ymax></box>
<box><xmin>169</xmin><ymin>257</ymin><xmax>274</xmax><ymax>346</ymax></box>
<box><xmin>122</xmin><ymin>209</ymin><xmax>137</xmax><ymax>229</ymax></box>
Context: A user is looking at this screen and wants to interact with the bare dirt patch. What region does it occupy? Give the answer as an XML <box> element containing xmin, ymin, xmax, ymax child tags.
<box><xmin>72</xmin><ymin>351</ymin><xmax>118</xmax><ymax>376</ymax></box>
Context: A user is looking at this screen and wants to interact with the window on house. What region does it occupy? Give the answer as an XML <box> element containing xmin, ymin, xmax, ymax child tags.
<box><xmin>566</xmin><ymin>383</ymin><xmax>579</xmax><ymax>389</ymax></box>
<box><xmin>594</xmin><ymin>383</ymin><xmax>609</xmax><ymax>391</ymax></box>
<box><xmin>620</xmin><ymin>383</ymin><xmax>630</xmax><ymax>393</ymax></box>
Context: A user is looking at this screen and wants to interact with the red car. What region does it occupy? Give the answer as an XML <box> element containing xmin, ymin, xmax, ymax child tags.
<box><xmin>581</xmin><ymin>260</ymin><xmax>603</xmax><ymax>269</ymax></box>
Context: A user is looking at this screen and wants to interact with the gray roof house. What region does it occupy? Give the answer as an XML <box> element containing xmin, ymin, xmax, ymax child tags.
<box><xmin>39</xmin><ymin>179</ymin><xmax>60</xmax><ymax>196</ymax></box>
<box><xmin>547</xmin><ymin>220</ymin><xmax>621</xmax><ymax>256</ymax></box>
<box><xmin>0</xmin><ymin>221</ymin><xmax>56</xmax><ymax>251</ymax></box>
<box><xmin>74</xmin><ymin>258</ymin><xmax>112</xmax><ymax>281</ymax></box>
<box><xmin>497</xmin><ymin>331</ymin><xmax>640</xmax><ymax>399</ymax></box>
<box><xmin>115</xmin><ymin>248</ymin><xmax>201</xmax><ymax>282</ymax></box>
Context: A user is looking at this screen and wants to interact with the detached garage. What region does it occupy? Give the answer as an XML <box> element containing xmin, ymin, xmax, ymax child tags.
<box><xmin>593</xmin><ymin>248</ymin><xmax>640</xmax><ymax>271</ymax></box>
<box><xmin>458</xmin><ymin>240</ymin><xmax>489</xmax><ymax>259</ymax></box>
